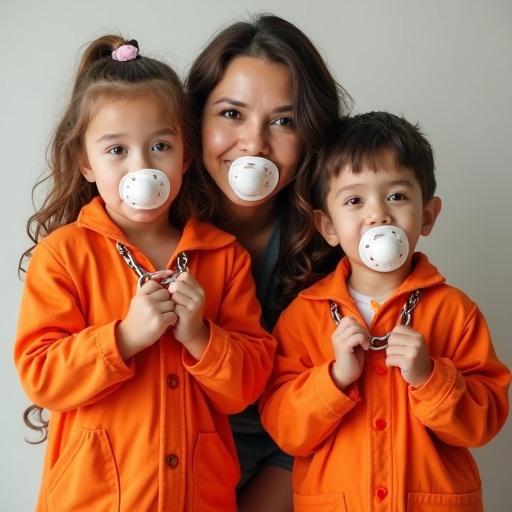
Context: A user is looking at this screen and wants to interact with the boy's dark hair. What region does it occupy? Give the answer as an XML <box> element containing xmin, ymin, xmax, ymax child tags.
<box><xmin>312</xmin><ymin>112</ymin><xmax>436</xmax><ymax>212</ymax></box>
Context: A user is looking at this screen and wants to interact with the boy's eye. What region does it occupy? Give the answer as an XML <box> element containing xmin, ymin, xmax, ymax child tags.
<box><xmin>221</xmin><ymin>109</ymin><xmax>242</xmax><ymax>120</ymax></box>
<box><xmin>345</xmin><ymin>197</ymin><xmax>361</xmax><ymax>206</ymax></box>
<box><xmin>271</xmin><ymin>116</ymin><xmax>294</xmax><ymax>128</ymax></box>
<box><xmin>388</xmin><ymin>192</ymin><xmax>406</xmax><ymax>201</ymax></box>
<box><xmin>108</xmin><ymin>146</ymin><xmax>126</xmax><ymax>156</ymax></box>
<box><xmin>152</xmin><ymin>142</ymin><xmax>170</xmax><ymax>152</ymax></box>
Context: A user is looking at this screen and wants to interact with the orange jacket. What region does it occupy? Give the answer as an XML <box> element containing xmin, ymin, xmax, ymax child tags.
<box><xmin>260</xmin><ymin>254</ymin><xmax>510</xmax><ymax>512</ymax></box>
<box><xmin>15</xmin><ymin>197</ymin><xmax>276</xmax><ymax>512</ymax></box>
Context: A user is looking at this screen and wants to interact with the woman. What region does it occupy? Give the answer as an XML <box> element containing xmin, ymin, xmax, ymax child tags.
<box><xmin>181</xmin><ymin>14</ymin><xmax>351</xmax><ymax>511</ymax></box>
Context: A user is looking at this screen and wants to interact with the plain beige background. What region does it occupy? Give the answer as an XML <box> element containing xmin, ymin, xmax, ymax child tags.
<box><xmin>1</xmin><ymin>0</ymin><xmax>510</xmax><ymax>510</ymax></box>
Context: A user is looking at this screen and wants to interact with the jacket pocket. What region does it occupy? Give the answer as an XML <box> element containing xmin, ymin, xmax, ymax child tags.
<box><xmin>294</xmin><ymin>492</ymin><xmax>347</xmax><ymax>512</ymax></box>
<box><xmin>407</xmin><ymin>490</ymin><xmax>483</xmax><ymax>511</ymax></box>
<box><xmin>46</xmin><ymin>428</ymin><xmax>119</xmax><ymax>512</ymax></box>
<box><xmin>193</xmin><ymin>432</ymin><xmax>239</xmax><ymax>512</ymax></box>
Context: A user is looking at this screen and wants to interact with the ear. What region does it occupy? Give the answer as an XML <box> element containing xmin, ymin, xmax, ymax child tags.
<box><xmin>78</xmin><ymin>152</ymin><xmax>95</xmax><ymax>183</ymax></box>
<box><xmin>421</xmin><ymin>196</ymin><xmax>442</xmax><ymax>236</ymax></box>
<box><xmin>313</xmin><ymin>209</ymin><xmax>339</xmax><ymax>247</ymax></box>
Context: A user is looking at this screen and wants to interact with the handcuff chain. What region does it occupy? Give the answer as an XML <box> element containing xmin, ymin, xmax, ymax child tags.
<box><xmin>329</xmin><ymin>289</ymin><xmax>421</xmax><ymax>351</ymax></box>
<box><xmin>115</xmin><ymin>241</ymin><xmax>188</xmax><ymax>287</ymax></box>
<box><xmin>400</xmin><ymin>289</ymin><xmax>421</xmax><ymax>327</ymax></box>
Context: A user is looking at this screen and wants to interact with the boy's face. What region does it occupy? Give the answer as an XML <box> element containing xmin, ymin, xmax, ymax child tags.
<box><xmin>315</xmin><ymin>149</ymin><xmax>441</xmax><ymax>275</ymax></box>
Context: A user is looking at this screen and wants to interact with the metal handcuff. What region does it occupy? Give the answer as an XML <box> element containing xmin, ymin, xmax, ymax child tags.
<box><xmin>328</xmin><ymin>289</ymin><xmax>421</xmax><ymax>351</ymax></box>
<box><xmin>116</xmin><ymin>241</ymin><xmax>189</xmax><ymax>288</ymax></box>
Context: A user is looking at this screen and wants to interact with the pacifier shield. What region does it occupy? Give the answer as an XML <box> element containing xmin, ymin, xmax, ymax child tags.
<box><xmin>228</xmin><ymin>156</ymin><xmax>279</xmax><ymax>201</ymax></box>
<box><xmin>358</xmin><ymin>225</ymin><xmax>409</xmax><ymax>272</ymax></box>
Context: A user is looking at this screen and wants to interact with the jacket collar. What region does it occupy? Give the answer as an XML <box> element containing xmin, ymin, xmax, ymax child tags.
<box><xmin>76</xmin><ymin>197</ymin><xmax>236</xmax><ymax>252</ymax></box>
<box><xmin>300</xmin><ymin>253</ymin><xmax>445</xmax><ymax>305</ymax></box>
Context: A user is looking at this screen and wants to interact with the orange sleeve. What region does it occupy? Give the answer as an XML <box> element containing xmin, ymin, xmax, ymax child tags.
<box><xmin>409</xmin><ymin>305</ymin><xmax>510</xmax><ymax>447</ymax></box>
<box><xmin>260</xmin><ymin>307</ymin><xmax>360</xmax><ymax>457</ymax></box>
<box><xmin>14</xmin><ymin>242</ymin><xmax>134</xmax><ymax>411</ymax></box>
<box><xmin>183</xmin><ymin>244</ymin><xmax>276</xmax><ymax>414</ymax></box>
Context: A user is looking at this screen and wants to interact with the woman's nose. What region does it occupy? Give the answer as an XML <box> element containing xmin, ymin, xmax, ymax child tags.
<box><xmin>238</xmin><ymin>123</ymin><xmax>270</xmax><ymax>156</ymax></box>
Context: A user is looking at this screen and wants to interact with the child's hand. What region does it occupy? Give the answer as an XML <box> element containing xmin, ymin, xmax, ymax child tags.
<box><xmin>117</xmin><ymin>277</ymin><xmax>177</xmax><ymax>360</ymax></box>
<box><xmin>385</xmin><ymin>325</ymin><xmax>433</xmax><ymax>387</ymax></box>
<box><xmin>330</xmin><ymin>316</ymin><xmax>370</xmax><ymax>390</ymax></box>
<box><xmin>168</xmin><ymin>272</ymin><xmax>209</xmax><ymax>360</ymax></box>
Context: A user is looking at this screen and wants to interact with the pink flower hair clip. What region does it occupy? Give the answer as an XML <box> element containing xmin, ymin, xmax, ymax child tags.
<box><xmin>112</xmin><ymin>44</ymin><xmax>139</xmax><ymax>62</ymax></box>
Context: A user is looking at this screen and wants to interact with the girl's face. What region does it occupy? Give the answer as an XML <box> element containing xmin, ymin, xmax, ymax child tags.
<box><xmin>202</xmin><ymin>56</ymin><xmax>302</xmax><ymax>207</ymax></box>
<box><xmin>81</xmin><ymin>93</ymin><xmax>188</xmax><ymax>231</ymax></box>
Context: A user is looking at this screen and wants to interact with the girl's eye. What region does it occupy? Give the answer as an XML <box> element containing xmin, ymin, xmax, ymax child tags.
<box><xmin>152</xmin><ymin>142</ymin><xmax>170</xmax><ymax>152</ymax></box>
<box><xmin>108</xmin><ymin>146</ymin><xmax>126</xmax><ymax>156</ymax></box>
<box><xmin>388</xmin><ymin>192</ymin><xmax>407</xmax><ymax>201</ymax></box>
<box><xmin>272</xmin><ymin>116</ymin><xmax>294</xmax><ymax>128</ymax></box>
<box><xmin>345</xmin><ymin>197</ymin><xmax>362</xmax><ymax>206</ymax></box>
<box><xmin>221</xmin><ymin>109</ymin><xmax>242</xmax><ymax>120</ymax></box>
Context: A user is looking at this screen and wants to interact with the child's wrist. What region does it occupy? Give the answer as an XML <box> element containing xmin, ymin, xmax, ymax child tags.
<box><xmin>116</xmin><ymin>321</ymin><xmax>144</xmax><ymax>360</ymax></box>
<box><xmin>329</xmin><ymin>362</ymin><xmax>353</xmax><ymax>391</ymax></box>
<box><xmin>180</xmin><ymin>322</ymin><xmax>209</xmax><ymax>360</ymax></box>
<box><xmin>409</xmin><ymin>359</ymin><xmax>434</xmax><ymax>389</ymax></box>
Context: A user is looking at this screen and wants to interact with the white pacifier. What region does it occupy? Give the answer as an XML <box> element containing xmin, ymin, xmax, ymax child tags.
<box><xmin>119</xmin><ymin>168</ymin><xmax>170</xmax><ymax>210</ymax></box>
<box><xmin>358</xmin><ymin>225</ymin><xmax>409</xmax><ymax>272</ymax></box>
<box><xmin>228</xmin><ymin>156</ymin><xmax>279</xmax><ymax>201</ymax></box>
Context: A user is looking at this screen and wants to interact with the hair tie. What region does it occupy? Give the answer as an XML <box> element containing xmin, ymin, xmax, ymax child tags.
<box><xmin>112</xmin><ymin>44</ymin><xmax>139</xmax><ymax>62</ymax></box>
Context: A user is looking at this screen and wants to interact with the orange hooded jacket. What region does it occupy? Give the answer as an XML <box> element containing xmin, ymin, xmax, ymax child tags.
<box><xmin>260</xmin><ymin>254</ymin><xmax>510</xmax><ymax>512</ymax></box>
<box><xmin>15</xmin><ymin>197</ymin><xmax>276</xmax><ymax>512</ymax></box>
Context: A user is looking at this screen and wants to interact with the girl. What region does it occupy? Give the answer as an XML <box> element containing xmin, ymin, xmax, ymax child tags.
<box><xmin>182</xmin><ymin>14</ymin><xmax>352</xmax><ymax>511</ymax></box>
<box><xmin>15</xmin><ymin>35</ymin><xmax>275</xmax><ymax>512</ymax></box>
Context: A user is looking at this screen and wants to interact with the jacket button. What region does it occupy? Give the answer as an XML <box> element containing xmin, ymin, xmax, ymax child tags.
<box><xmin>167</xmin><ymin>374</ymin><xmax>179</xmax><ymax>388</ymax></box>
<box><xmin>166</xmin><ymin>454</ymin><xmax>179</xmax><ymax>469</ymax></box>
<box><xmin>375</xmin><ymin>486</ymin><xmax>388</xmax><ymax>499</ymax></box>
<box><xmin>373</xmin><ymin>363</ymin><xmax>387</xmax><ymax>375</ymax></box>
<box><xmin>374</xmin><ymin>418</ymin><xmax>387</xmax><ymax>430</ymax></box>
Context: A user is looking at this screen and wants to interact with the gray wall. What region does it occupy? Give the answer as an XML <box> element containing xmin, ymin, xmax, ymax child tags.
<box><xmin>1</xmin><ymin>1</ymin><xmax>510</xmax><ymax>510</ymax></box>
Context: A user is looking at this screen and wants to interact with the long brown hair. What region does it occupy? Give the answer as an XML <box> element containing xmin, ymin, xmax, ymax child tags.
<box><xmin>21</xmin><ymin>34</ymin><xmax>190</xmax><ymax>442</ymax></box>
<box><xmin>182</xmin><ymin>13</ymin><xmax>351</xmax><ymax>306</ymax></box>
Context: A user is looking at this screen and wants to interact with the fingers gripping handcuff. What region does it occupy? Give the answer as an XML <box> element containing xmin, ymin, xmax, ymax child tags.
<box><xmin>116</xmin><ymin>241</ymin><xmax>189</xmax><ymax>288</ymax></box>
<box><xmin>328</xmin><ymin>290</ymin><xmax>421</xmax><ymax>351</ymax></box>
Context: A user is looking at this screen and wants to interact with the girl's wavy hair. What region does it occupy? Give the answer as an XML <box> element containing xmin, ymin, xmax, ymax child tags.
<box><xmin>181</xmin><ymin>14</ymin><xmax>351</xmax><ymax>305</ymax></box>
<box><xmin>20</xmin><ymin>34</ymin><xmax>191</xmax><ymax>443</ymax></box>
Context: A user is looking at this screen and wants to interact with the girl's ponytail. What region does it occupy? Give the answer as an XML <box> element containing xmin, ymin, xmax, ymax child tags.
<box><xmin>73</xmin><ymin>36</ymin><xmax>138</xmax><ymax>92</ymax></box>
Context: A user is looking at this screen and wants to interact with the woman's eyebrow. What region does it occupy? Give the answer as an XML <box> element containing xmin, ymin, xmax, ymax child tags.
<box><xmin>212</xmin><ymin>98</ymin><xmax>294</xmax><ymax>114</ymax></box>
<box><xmin>212</xmin><ymin>97</ymin><xmax>247</xmax><ymax>107</ymax></box>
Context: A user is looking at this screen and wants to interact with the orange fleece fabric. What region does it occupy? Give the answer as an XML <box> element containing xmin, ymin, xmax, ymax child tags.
<box><xmin>15</xmin><ymin>197</ymin><xmax>276</xmax><ymax>512</ymax></box>
<box><xmin>261</xmin><ymin>254</ymin><xmax>510</xmax><ymax>512</ymax></box>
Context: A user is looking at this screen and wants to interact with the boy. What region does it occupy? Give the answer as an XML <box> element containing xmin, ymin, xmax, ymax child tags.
<box><xmin>260</xmin><ymin>112</ymin><xmax>510</xmax><ymax>512</ymax></box>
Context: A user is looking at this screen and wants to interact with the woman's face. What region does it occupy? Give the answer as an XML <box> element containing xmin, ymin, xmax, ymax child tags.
<box><xmin>202</xmin><ymin>56</ymin><xmax>302</xmax><ymax>207</ymax></box>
